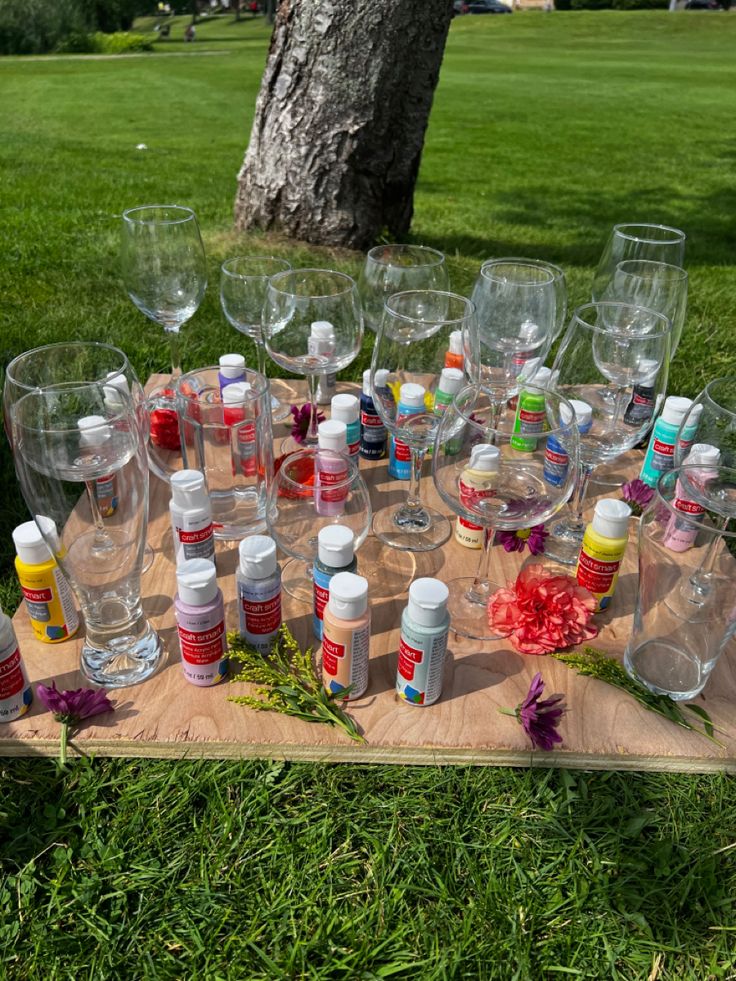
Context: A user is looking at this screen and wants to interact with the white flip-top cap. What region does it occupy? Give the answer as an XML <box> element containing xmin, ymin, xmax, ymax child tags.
<box><xmin>638</xmin><ymin>358</ymin><xmax>659</xmax><ymax>385</ymax></box>
<box><xmin>318</xmin><ymin>419</ymin><xmax>347</xmax><ymax>452</ymax></box>
<box><xmin>374</xmin><ymin>368</ymin><xmax>390</xmax><ymax>389</ymax></box>
<box><xmin>685</xmin><ymin>443</ymin><xmax>720</xmax><ymax>467</ymax></box>
<box><xmin>592</xmin><ymin>499</ymin><xmax>631</xmax><ymax>540</ymax></box>
<box><xmin>222</xmin><ymin>381</ymin><xmax>252</xmax><ymax>406</ymax></box>
<box><xmin>317</xmin><ymin>525</ymin><xmax>355</xmax><ymax>568</ymax></box>
<box><xmin>469</xmin><ymin>443</ymin><xmax>500</xmax><ymax>473</ymax></box>
<box><xmin>570</xmin><ymin>399</ymin><xmax>593</xmax><ymax>429</ymax></box>
<box><xmin>438</xmin><ymin>367</ymin><xmax>464</xmax><ymax>397</ymax></box>
<box><xmin>78</xmin><ymin>415</ymin><xmax>111</xmax><ymax>448</ymax></box>
<box><xmin>399</xmin><ymin>383</ymin><xmax>425</xmax><ymax>408</ymax></box>
<box><xmin>519</xmin><ymin>357</ymin><xmax>541</xmax><ymax>380</ymax></box>
<box><xmin>219</xmin><ymin>354</ymin><xmax>246</xmax><ymax>379</ymax></box>
<box><xmin>448</xmin><ymin>330</ymin><xmax>464</xmax><ymax>355</ymax></box>
<box><xmin>362</xmin><ymin>369</ymin><xmax>372</xmax><ymax>396</ymax></box>
<box><xmin>327</xmin><ymin>571</ymin><xmax>368</xmax><ymax>620</ymax></box>
<box><xmin>331</xmin><ymin>393</ymin><xmax>359</xmax><ymax>424</ymax></box>
<box><xmin>176</xmin><ymin>557</ymin><xmax>218</xmax><ymax>606</ymax></box>
<box><xmin>171</xmin><ymin>469</ymin><xmax>208</xmax><ymax>509</ymax></box>
<box><xmin>103</xmin><ymin>371</ymin><xmax>131</xmax><ymax>409</ymax></box>
<box><xmin>520</xmin><ymin>319</ymin><xmax>538</xmax><ymax>343</ymax></box>
<box><xmin>661</xmin><ymin>396</ymin><xmax>693</xmax><ymax>427</ymax></box>
<box><xmin>13</xmin><ymin>518</ymin><xmax>56</xmax><ymax>565</ymax></box>
<box><xmin>407</xmin><ymin>577</ymin><xmax>449</xmax><ymax>627</ymax></box>
<box><xmin>686</xmin><ymin>404</ymin><xmax>703</xmax><ymax>429</ymax></box>
<box><xmin>239</xmin><ymin>535</ymin><xmax>277</xmax><ymax>579</ymax></box>
<box><xmin>531</xmin><ymin>367</ymin><xmax>552</xmax><ymax>389</ymax></box>
<box><xmin>311</xmin><ymin>320</ymin><xmax>335</xmax><ymax>339</ymax></box>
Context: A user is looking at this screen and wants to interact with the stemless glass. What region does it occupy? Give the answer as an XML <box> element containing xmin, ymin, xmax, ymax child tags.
<box><xmin>598</xmin><ymin>260</ymin><xmax>688</xmax><ymax>357</ymax></box>
<box><xmin>266</xmin><ymin>447</ymin><xmax>372</xmax><ymax>603</ymax></box>
<box><xmin>545</xmin><ymin>302</ymin><xmax>672</xmax><ymax>565</ymax></box>
<box><xmin>121</xmin><ymin>205</ymin><xmax>207</xmax><ymax>381</ymax></box>
<box><xmin>370</xmin><ymin>290</ymin><xmax>477</xmax><ymax>552</ymax></box>
<box><xmin>11</xmin><ymin>382</ymin><xmax>162</xmax><ymax>687</ymax></box>
<box><xmin>432</xmin><ymin>384</ymin><xmax>579</xmax><ymax>640</ymax></box>
<box><xmin>358</xmin><ymin>244</ymin><xmax>450</xmax><ymax>335</ymax></box>
<box><xmin>263</xmin><ymin>269</ymin><xmax>363</xmax><ymax>449</ymax></box>
<box><xmin>219</xmin><ymin>256</ymin><xmax>295</xmax><ymax>423</ymax></box>
<box><xmin>592</xmin><ymin>223</ymin><xmax>686</xmax><ymax>302</ymax></box>
<box><xmin>469</xmin><ymin>259</ymin><xmax>559</xmax><ymax>423</ymax></box>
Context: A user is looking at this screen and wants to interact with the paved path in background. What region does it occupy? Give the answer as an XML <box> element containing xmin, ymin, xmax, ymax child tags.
<box><xmin>1</xmin><ymin>50</ymin><xmax>231</xmax><ymax>63</ymax></box>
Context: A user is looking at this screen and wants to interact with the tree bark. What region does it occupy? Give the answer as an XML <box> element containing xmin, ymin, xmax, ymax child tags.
<box><xmin>234</xmin><ymin>0</ymin><xmax>454</xmax><ymax>250</ymax></box>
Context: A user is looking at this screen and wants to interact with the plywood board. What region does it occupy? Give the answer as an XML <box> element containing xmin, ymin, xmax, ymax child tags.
<box><xmin>3</xmin><ymin>376</ymin><xmax>736</xmax><ymax>772</ymax></box>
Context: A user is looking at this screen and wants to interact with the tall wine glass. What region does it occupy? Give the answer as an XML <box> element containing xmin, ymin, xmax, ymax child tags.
<box><xmin>469</xmin><ymin>259</ymin><xmax>558</xmax><ymax>425</ymax></box>
<box><xmin>544</xmin><ymin>302</ymin><xmax>672</xmax><ymax>565</ymax></box>
<box><xmin>358</xmin><ymin>245</ymin><xmax>449</xmax><ymax>335</ymax></box>
<box><xmin>121</xmin><ymin>205</ymin><xmax>207</xmax><ymax>381</ymax></box>
<box><xmin>220</xmin><ymin>256</ymin><xmax>295</xmax><ymax>423</ymax></box>
<box><xmin>592</xmin><ymin>223</ymin><xmax>686</xmax><ymax>302</ymax></box>
<box><xmin>370</xmin><ymin>290</ymin><xmax>477</xmax><ymax>552</ymax></box>
<box><xmin>501</xmin><ymin>257</ymin><xmax>568</xmax><ymax>342</ymax></box>
<box><xmin>432</xmin><ymin>385</ymin><xmax>579</xmax><ymax>640</ymax></box>
<box><xmin>598</xmin><ymin>260</ymin><xmax>688</xmax><ymax>357</ymax></box>
<box><xmin>262</xmin><ymin>269</ymin><xmax>363</xmax><ymax>448</ymax></box>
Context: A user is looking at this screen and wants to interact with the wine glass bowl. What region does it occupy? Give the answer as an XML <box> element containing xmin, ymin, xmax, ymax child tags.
<box><xmin>675</xmin><ymin>377</ymin><xmax>736</xmax><ymax>469</ymax></box>
<box><xmin>592</xmin><ymin>223</ymin><xmax>686</xmax><ymax>304</ymax></box>
<box><xmin>358</xmin><ymin>244</ymin><xmax>449</xmax><ymax>334</ymax></box>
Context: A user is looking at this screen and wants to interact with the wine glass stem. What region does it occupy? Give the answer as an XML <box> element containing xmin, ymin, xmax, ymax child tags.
<box><xmin>306</xmin><ymin>374</ymin><xmax>320</xmax><ymax>443</ymax></box>
<box><xmin>486</xmin><ymin>401</ymin><xmax>504</xmax><ymax>443</ymax></box>
<box><xmin>570</xmin><ymin>463</ymin><xmax>594</xmax><ymax>530</ymax></box>
<box><xmin>406</xmin><ymin>446</ymin><xmax>426</xmax><ymax>511</ymax></box>
<box><xmin>166</xmin><ymin>328</ymin><xmax>182</xmax><ymax>383</ymax></box>
<box><xmin>468</xmin><ymin>524</ymin><xmax>496</xmax><ymax>603</ymax></box>
<box><xmin>255</xmin><ymin>337</ymin><xmax>267</xmax><ymax>378</ymax></box>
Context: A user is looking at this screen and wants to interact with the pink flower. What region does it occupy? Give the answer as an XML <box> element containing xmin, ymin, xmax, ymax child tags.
<box><xmin>621</xmin><ymin>478</ymin><xmax>654</xmax><ymax>517</ymax></box>
<box><xmin>488</xmin><ymin>563</ymin><xmax>598</xmax><ymax>655</ymax></box>
<box><xmin>518</xmin><ymin>672</ymin><xmax>565</xmax><ymax>750</ymax></box>
<box><xmin>290</xmin><ymin>404</ymin><xmax>325</xmax><ymax>444</ymax></box>
<box><xmin>36</xmin><ymin>682</ymin><xmax>114</xmax><ymax>767</ymax></box>
<box><xmin>496</xmin><ymin>524</ymin><xmax>548</xmax><ymax>555</ymax></box>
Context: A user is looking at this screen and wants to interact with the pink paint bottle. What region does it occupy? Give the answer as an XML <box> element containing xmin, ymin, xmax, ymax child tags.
<box><xmin>664</xmin><ymin>444</ymin><xmax>721</xmax><ymax>553</ymax></box>
<box><xmin>315</xmin><ymin>419</ymin><xmax>349</xmax><ymax>517</ymax></box>
<box><xmin>222</xmin><ymin>381</ymin><xmax>256</xmax><ymax>477</ymax></box>
<box><xmin>321</xmin><ymin>572</ymin><xmax>370</xmax><ymax>701</ymax></box>
<box><xmin>175</xmin><ymin>558</ymin><xmax>228</xmax><ymax>687</ymax></box>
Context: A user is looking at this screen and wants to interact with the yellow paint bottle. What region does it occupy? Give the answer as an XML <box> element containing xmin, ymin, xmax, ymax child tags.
<box><xmin>12</xmin><ymin>519</ymin><xmax>79</xmax><ymax>643</ymax></box>
<box><xmin>575</xmin><ymin>499</ymin><xmax>631</xmax><ymax>613</ymax></box>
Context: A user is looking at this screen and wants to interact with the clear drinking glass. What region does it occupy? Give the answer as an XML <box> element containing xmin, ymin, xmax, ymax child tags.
<box><xmin>266</xmin><ymin>447</ymin><xmax>372</xmax><ymax>603</ymax></box>
<box><xmin>370</xmin><ymin>290</ymin><xmax>477</xmax><ymax>552</ymax></box>
<box><xmin>625</xmin><ymin>465</ymin><xmax>736</xmax><ymax>701</ymax></box>
<box><xmin>121</xmin><ymin>205</ymin><xmax>207</xmax><ymax>381</ymax></box>
<box><xmin>219</xmin><ymin>256</ymin><xmax>295</xmax><ymax>423</ymax></box>
<box><xmin>544</xmin><ymin>302</ymin><xmax>672</xmax><ymax>565</ymax></box>
<box><xmin>592</xmin><ymin>223</ymin><xmax>686</xmax><ymax>303</ymax></box>
<box><xmin>598</xmin><ymin>260</ymin><xmax>688</xmax><ymax>357</ymax></box>
<box><xmin>500</xmin><ymin>257</ymin><xmax>568</xmax><ymax>341</ymax></box>
<box><xmin>358</xmin><ymin>244</ymin><xmax>449</xmax><ymax>335</ymax></box>
<box><xmin>11</xmin><ymin>382</ymin><xmax>162</xmax><ymax>688</ymax></box>
<box><xmin>262</xmin><ymin>269</ymin><xmax>363</xmax><ymax>449</ymax></box>
<box><xmin>432</xmin><ymin>384</ymin><xmax>579</xmax><ymax>640</ymax></box>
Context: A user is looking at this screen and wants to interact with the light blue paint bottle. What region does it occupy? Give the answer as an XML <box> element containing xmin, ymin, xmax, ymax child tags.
<box><xmin>389</xmin><ymin>383</ymin><xmax>426</xmax><ymax>480</ymax></box>
<box><xmin>640</xmin><ymin>396</ymin><xmax>700</xmax><ymax>488</ymax></box>
<box><xmin>396</xmin><ymin>578</ymin><xmax>450</xmax><ymax>707</ymax></box>
<box><xmin>331</xmin><ymin>394</ymin><xmax>361</xmax><ymax>458</ymax></box>
<box><xmin>312</xmin><ymin>525</ymin><xmax>357</xmax><ymax>641</ymax></box>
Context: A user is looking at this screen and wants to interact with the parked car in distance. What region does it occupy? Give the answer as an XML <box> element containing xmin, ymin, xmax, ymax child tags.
<box><xmin>468</xmin><ymin>0</ymin><xmax>513</xmax><ymax>12</ymax></box>
<box><xmin>452</xmin><ymin>0</ymin><xmax>469</xmax><ymax>12</ymax></box>
<box><xmin>684</xmin><ymin>0</ymin><xmax>721</xmax><ymax>7</ymax></box>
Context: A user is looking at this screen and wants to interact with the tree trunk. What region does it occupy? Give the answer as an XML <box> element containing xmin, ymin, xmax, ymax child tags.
<box><xmin>234</xmin><ymin>0</ymin><xmax>454</xmax><ymax>250</ymax></box>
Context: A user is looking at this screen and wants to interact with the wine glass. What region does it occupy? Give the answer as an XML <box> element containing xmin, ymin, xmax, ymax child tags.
<box><xmin>121</xmin><ymin>205</ymin><xmax>207</xmax><ymax>381</ymax></box>
<box><xmin>501</xmin><ymin>257</ymin><xmax>568</xmax><ymax>342</ymax></box>
<box><xmin>220</xmin><ymin>256</ymin><xmax>296</xmax><ymax>423</ymax></box>
<box><xmin>469</xmin><ymin>259</ymin><xmax>559</xmax><ymax>425</ymax></box>
<box><xmin>266</xmin><ymin>447</ymin><xmax>372</xmax><ymax>603</ymax></box>
<box><xmin>432</xmin><ymin>384</ymin><xmax>579</xmax><ymax>640</ymax></box>
<box><xmin>370</xmin><ymin>290</ymin><xmax>478</xmax><ymax>552</ymax></box>
<box><xmin>598</xmin><ymin>260</ymin><xmax>688</xmax><ymax>357</ymax></box>
<box><xmin>358</xmin><ymin>244</ymin><xmax>450</xmax><ymax>335</ymax></box>
<box><xmin>544</xmin><ymin>301</ymin><xmax>672</xmax><ymax>565</ymax></box>
<box><xmin>262</xmin><ymin>269</ymin><xmax>363</xmax><ymax>450</ymax></box>
<box><xmin>592</xmin><ymin>223</ymin><xmax>686</xmax><ymax>303</ymax></box>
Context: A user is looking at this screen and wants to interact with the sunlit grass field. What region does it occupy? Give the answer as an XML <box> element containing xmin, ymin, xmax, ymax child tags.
<box><xmin>1</xmin><ymin>11</ymin><xmax>736</xmax><ymax>978</ymax></box>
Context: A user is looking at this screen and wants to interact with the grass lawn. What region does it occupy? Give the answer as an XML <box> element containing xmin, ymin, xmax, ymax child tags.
<box><xmin>1</xmin><ymin>10</ymin><xmax>736</xmax><ymax>978</ymax></box>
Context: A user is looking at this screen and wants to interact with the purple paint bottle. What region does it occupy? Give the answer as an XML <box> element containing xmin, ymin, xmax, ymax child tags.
<box><xmin>175</xmin><ymin>558</ymin><xmax>228</xmax><ymax>687</ymax></box>
<box><xmin>218</xmin><ymin>354</ymin><xmax>246</xmax><ymax>396</ymax></box>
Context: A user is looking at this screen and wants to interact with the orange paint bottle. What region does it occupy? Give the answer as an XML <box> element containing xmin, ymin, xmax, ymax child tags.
<box><xmin>321</xmin><ymin>572</ymin><xmax>370</xmax><ymax>701</ymax></box>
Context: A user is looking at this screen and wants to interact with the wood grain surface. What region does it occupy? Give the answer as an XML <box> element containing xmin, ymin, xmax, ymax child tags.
<box><xmin>3</xmin><ymin>376</ymin><xmax>736</xmax><ymax>772</ymax></box>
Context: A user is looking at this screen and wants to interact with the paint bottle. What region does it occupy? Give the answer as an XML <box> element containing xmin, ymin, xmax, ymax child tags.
<box><xmin>575</xmin><ymin>499</ymin><xmax>631</xmax><ymax>613</ymax></box>
<box><xmin>237</xmin><ymin>535</ymin><xmax>282</xmax><ymax>655</ymax></box>
<box><xmin>309</xmin><ymin>320</ymin><xmax>337</xmax><ymax>405</ymax></box>
<box><xmin>639</xmin><ymin>396</ymin><xmax>695</xmax><ymax>488</ymax></box>
<box><xmin>321</xmin><ymin>572</ymin><xmax>370</xmax><ymax>700</ymax></box>
<box><xmin>218</xmin><ymin>354</ymin><xmax>246</xmax><ymax>396</ymax></box>
<box><xmin>0</xmin><ymin>603</ymin><xmax>32</xmax><ymax>723</ymax></box>
<box><xmin>510</xmin><ymin>369</ymin><xmax>551</xmax><ymax>452</ymax></box>
<box><xmin>312</xmin><ymin>525</ymin><xmax>357</xmax><ymax>640</ymax></box>
<box><xmin>455</xmin><ymin>443</ymin><xmax>500</xmax><ymax>549</ymax></box>
<box><xmin>389</xmin><ymin>382</ymin><xmax>426</xmax><ymax>480</ymax></box>
<box><xmin>316</xmin><ymin>420</ymin><xmax>349</xmax><ymax>517</ymax></box>
<box><xmin>331</xmin><ymin>394</ymin><xmax>361</xmax><ymax>458</ymax></box>
<box><xmin>78</xmin><ymin>415</ymin><xmax>118</xmax><ymax>517</ymax></box>
<box><xmin>427</xmin><ymin>367</ymin><xmax>465</xmax><ymax>459</ymax></box>
<box><xmin>543</xmin><ymin>398</ymin><xmax>592</xmax><ymax>487</ymax></box>
<box><xmin>12</xmin><ymin>518</ymin><xmax>79</xmax><ymax>643</ymax></box>
<box><xmin>396</xmin><ymin>578</ymin><xmax>450</xmax><ymax>706</ymax></box>
<box><xmin>445</xmin><ymin>330</ymin><xmax>464</xmax><ymax>371</ymax></box>
<box><xmin>624</xmin><ymin>359</ymin><xmax>658</xmax><ymax>429</ymax></box>
<box><xmin>222</xmin><ymin>381</ymin><xmax>256</xmax><ymax>477</ymax></box>
<box><xmin>664</xmin><ymin>443</ymin><xmax>721</xmax><ymax>553</ymax></box>
<box><xmin>360</xmin><ymin>368</ymin><xmax>387</xmax><ymax>461</ymax></box>
<box><xmin>174</xmin><ymin>558</ymin><xmax>228</xmax><ymax>687</ymax></box>
<box><xmin>169</xmin><ymin>469</ymin><xmax>216</xmax><ymax>566</ymax></box>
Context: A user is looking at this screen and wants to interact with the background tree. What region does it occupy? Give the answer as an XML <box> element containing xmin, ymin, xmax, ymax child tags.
<box><xmin>234</xmin><ymin>0</ymin><xmax>454</xmax><ymax>250</ymax></box>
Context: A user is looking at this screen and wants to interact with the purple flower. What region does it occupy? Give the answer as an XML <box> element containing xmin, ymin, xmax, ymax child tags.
<box><xmin>290</xmin><ymin>403</ymin><xmax>325</xmax><ymax>445</ymax></box>
<box><xmin>621</xmin><ymin>478</ymin><xmax>654</xmax><ymax>517</ymax></box>
<box><xmin>36</xmin><ymin>682</ymin><xmax>114</xmax><ymax>766</ymax></box>
<box><xmin>495</xmin><ymin>524</ymin><xmax>548</xmax><ymax>555</ymax></box>
<box><xmin>517</xmin><ymin>672</ymin><xmax>565</xmax><ymax>751</ymax></box>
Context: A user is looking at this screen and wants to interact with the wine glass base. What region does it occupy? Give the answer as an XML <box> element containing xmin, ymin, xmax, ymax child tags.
<box><xmin>281</xmin><ymin>557</ymin><xmax>314</xmax><ymax>605</ymax></box>
<box><xmin>372</xmin><ymin>503</ymin><xmax>451</xmax><ymax>553</ymax></box>
<box><xmin>80</xmin><ymin>619</ymin><xmax>163</xmax><ymax>689</ymax></box>
<box><xmin>446</xmin><ymin>577</ymin><xmax>508</xmax><ymax>641</ymax></box>
<box><xmin>542</xmin><ymin>520</ymin><xmax>584</xmax><ymax>566</ymax></box>
<box><xmin>357</xmin><ymin>537</ymin><xmax>417</xmax><ymax>596</ymax></box>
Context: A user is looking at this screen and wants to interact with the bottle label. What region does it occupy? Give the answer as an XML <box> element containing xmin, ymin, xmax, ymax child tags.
<box><xmin>624</xmin><ymin>387</ymin><xmax>655</xmax><ymax>426</ymax></box>
<box><xmin>317</xmin><ymin>467</ymin><xmax>348</xmax><ymax>503</ymax></box>
<box><xmin>178</xmin><ymin>621</ymin><xmax>226</xmax><ymax>663</ymax></box>
<box><xmin>543</xmin><ymin>436</ymin><xmax>569</xmax><ymax>486</ymax></box>
<box><xmin>396</xmin><ymin>625</ymin><xmax>448</xmax><ymax>707</ymax></box>
<box><xmin>457</xmin><ymin>478</ymin><xmax>493</xmax><ymax>532</ymax></box>
<box><xmin>18</xmin><ymin>566</ymin><xmax>78</xmax><ymax>642</ymax></box>
<box><xmin>21</xmin><ymin>586</ymin><xmax>53</xmax><ymax>623</ymax></box>
<box><xmin>0</xmin><ymin>642</ymin><xmax>32</xmax><ymax>722</ymax></box>
<box><xmin>236</xmin><ymin>421</ymin><xmax>257</xmax><ymax>476</ymax></box>
<box><xmin>241</xmin><ymin>592</ymin><xmax>281</xmax><ymax>637</ymax></box>
<box><xmin>517</xmin><ymin>407</ymin><xmax>545</xmax><ymax>433</ymax></box>
<box><xmin>95</xmin><ymin>475</ymin><xmax>118</xmax><ymax>517</ymax></box>
<box><xmin>176</xmin><ymin>522</ymin><xmax>215</xmax><ymax>562</ymax></box>
<box><xmin>322</xmin><ymin>624</ymin><xmax>370</xmax><ymax>700</ymax></box>
<box><xmin>393</xmin><ymin>439</ymin><xmax>411</xmax><ymax>463</ymax></box>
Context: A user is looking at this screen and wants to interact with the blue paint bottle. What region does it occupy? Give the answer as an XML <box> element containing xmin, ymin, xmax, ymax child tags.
<box><xmin>543</xmin><ymin>398</ymin><xmax>592</xmax><ymax>487</ymax></box>
<box><xmin>389</xmin><ymin>382</ymin><xmax>425</xmax><ymax>480</ymax></box>
<box><xmin>312</xmin><ymin>525</ymin><xmax>357</xmax><ymax>640</ymax></box>
<box><xmin>360</xmin><ymin>368</ymin><xmax>387</xmax><ymax>461</ymax></box>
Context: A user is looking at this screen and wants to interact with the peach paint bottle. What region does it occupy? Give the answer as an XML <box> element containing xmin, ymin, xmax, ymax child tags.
<box><xmin>321</xmin><ymin>572</ymin><xmax>370</xmax><ymax>701</ymax></box>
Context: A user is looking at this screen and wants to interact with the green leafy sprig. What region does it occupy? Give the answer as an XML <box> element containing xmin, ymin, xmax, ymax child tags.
<box><xmin>552</xmin><ymin>647</ymin><xmax>722</xmax><ymax>746</ymax></box>
<box><xmin>227</xmin><ymin>624</ymin><xmax>365</xmax><ymax>743</ymax></box>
